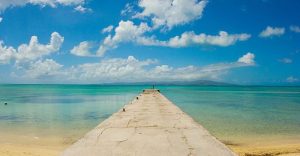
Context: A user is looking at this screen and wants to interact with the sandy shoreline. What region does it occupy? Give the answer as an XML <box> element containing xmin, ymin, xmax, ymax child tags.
<box><xmin>0</xmin><ymin>130</ymin><xmax>300</xmax><ymax>155</ymax></box>
<box><xmin>0</xmin><ymin>143</ymin><xmax>66</xmax><ymax>156</ymax></box>
<box><xmin>1</xmin><ymin>142</ymin><xmax>299</xmax><ymax>156</ymax></box>
<box><xmin>0</xmin><ymin>133</ymin><xmax>75</xmax><ymax>156</ymax></box>
<box><xmin>229</xmin><ymin>144</ymin><xmax>300</xmax><ymax>156</ymax></box>
<box><xmin>223</xmin><ymin>136</ymin><xmax>300</xmax><ymax>155</ymax></box>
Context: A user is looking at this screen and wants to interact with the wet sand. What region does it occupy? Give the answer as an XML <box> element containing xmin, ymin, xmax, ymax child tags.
<box><xmin>1</xmin><ymin>142</ymin><xmax>299</xmax><ymax>156</ymax></box>
<box><xmin>229</xmin><ymin>144</ymin><xmax>300</xmax><ymax>156</ymax></box>
<box><xmin>0</xmin><ymin>144</ymin><xmax>65</xmax><ymax>156</ymax></box>
<box><xmin>0</xmin><ymin>134</ymin><xmax>72</xmax><ymax>156</ymax></box>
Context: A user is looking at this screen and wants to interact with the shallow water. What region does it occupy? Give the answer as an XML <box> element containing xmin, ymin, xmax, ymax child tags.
<box><xmin>0</xmin><ymin>85</ymin><xmax>144</xmax><ymax>141</ymax></box>
<box><xmin>0</xmin><ymin>85</ymin><xmax>299</xmax><ymax>146</ymax></box>
<box><xmin>160</xmin><ymin>86</ymin><xmax>300</xmax><ymax>145</ymax></box>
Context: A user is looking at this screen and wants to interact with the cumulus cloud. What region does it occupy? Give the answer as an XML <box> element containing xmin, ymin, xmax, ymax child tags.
<box><xmin>279</xmin><ymin>58</ymin><xmax>292</xmax><ymax>64</ymax></box>
<box><xmin>286</xmin><ymin>76</ymin><xmax>299</xmax><ymax>83</ymax></box>
<box><xmin>17</xmin><ymin>53</ymin><xmax>255</xmax><ymax>83</ymax></box>
<box><xmin>0</xmin><ymin>17</ymin><xmax>2</xmax><ymax>22</ymax></box>
<box><xmin>0</xmin><ymin>41</ymin><xmax>15</xmax><ymax>64</ymax></box>
<box><xmin>91</xmin><ymin>20</ymin><xmax>251</xmax><ymax>56</ymax></box>
<box><xmin>24</xmin><ymin>59</ymin><xmax>64</xmax><ymax>79</ymax></box>
<box><xmin>97</xmin><ymin>20</ymin><xmax>151</xmax><ymax>56</ymax></box>
<box><xmin>134</xmin><ymin>0</ymin><xmax>208</xmax><ymax>30</ymax></box>
<box><xmin>164</xmin><ymin>31</ymin><xmax>251</xmax><ymax>47</ymax></box>
<box><xmin>0</xmin><ymin>0</ymin><xmax>86</xmax><ymax>11</ymax></box>
<box><xmin>259</xmin><ymin>26</ymin><xmax>285</xmax><ymax>38</ymax></box>
<box><xmin>70</xmin><ymin>41</ymin><xmax>94</xmax><ymax>57</ymax></box>
<box><xmin>74</xmin><ymin>5</ymin><xmax>91</xmax><ymax>13</ymax></box>
<box><xmin>70</xmin><ymin>0</ymin><xmax>248</xmax><ymax>57</ymax></box>
<box><xmin>0</xmin><ymin>32</ymin><xmax>64</xmax><ymax>64</ymax></box>
<box><xmin>74</xmin><ymin>56</ymin><xmax>157</xmax><ymax>82</ymax></box>
<box><xmin>101</xmin><ymin>25</ymin><xmax>114</xmax><ymax>34</ymax></box>
<box><xmin>238</xmin><ymin>52</ymin><xmax>255</xmax><ymax>64</ymax></box>
<box><xmin>290</xmin><ymin>25</ymin><xmax>300</xmax><ymax>33</ymax></box>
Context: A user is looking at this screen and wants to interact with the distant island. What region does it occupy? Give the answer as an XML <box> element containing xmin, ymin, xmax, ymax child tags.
<box><xmin>103</xmin><ymin>80</ymin><xmax>234</xmax><ymax>86</ymax></box>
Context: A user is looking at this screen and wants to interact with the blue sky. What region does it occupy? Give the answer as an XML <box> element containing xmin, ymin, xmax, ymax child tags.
<box><xmin>0</xmin><ymin>0</ymin><xmax>299</xmax><ymax>84</ymax></box>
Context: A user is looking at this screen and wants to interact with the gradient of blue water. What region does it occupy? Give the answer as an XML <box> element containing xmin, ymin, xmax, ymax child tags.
<box><xmin>0</xmin><ymin>85</ymin><xmax>144</xmax><ymax>138</ymax></box>
<box><xmin>159</xmin><ymin>86</ymin><xmax>300</xmax><ymax>143</ymax></box>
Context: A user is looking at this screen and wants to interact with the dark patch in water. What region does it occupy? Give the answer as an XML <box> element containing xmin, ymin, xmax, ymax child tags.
<box><xmin>13</xmin><ymin>95</ymin><xmax>86</xmax><ymax>104</ymax></box>
<box><xmin>62</xmin><ymin>136</ymin><xmax>78</xmax><ymax>145</ymax></box>
<box><xmin>83</xmin><ymin>112</ymin><xmax>112</xmax><ymax>120</ymax></box>
<box><xmin>0</xmin><ymin>115</ymin><xmax>26</xmax><ymax>121</ymax></box>
<box><xmin>100</xmin><ymin>113</ymin><xmax>111</xmax><ymax>119</ymax></box>
<box><xmin>0</xmin><ymin>115</ymin><xmax>16</xmax><ymax>120</ymax></box>
<box><xmin>83</xmin><ymin>112</ymin><xmax>100</xmax><ymax>120</ymax></box>
<box><xmin>222</xmin><ymin>140</ymin><xmax>241</xmax><ymax>146</ymax></box>
<box><xmin>245</xmin><ymin>153</ymin><xmax>277</xmax><ymax>156</ymax></box>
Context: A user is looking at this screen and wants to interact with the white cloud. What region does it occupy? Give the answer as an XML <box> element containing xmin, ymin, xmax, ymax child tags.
<box><xmin>286</xmin><ymin>76</ymin><xmax>299</xmax><ymax>83</ymax></box>
<box><xmin>153</xmin><ymin>65</ymin><xmax>173</xmax><ymax>74</ymax></box>
<box><xmin>0</xmin><ymin>41</ymin><xmax>15</xmax><ymax>64</ymax></box>
<box><xmin>0</xmin><ymin>32</ymin><xmax>64</xmax><ymax>64</ymax></box>
<box><xmin>279</xmin><ymin>58</ymin><xmax>292</xmax><ymax>64</ymax></box>
<box><xmin>0</xmin><ymin>0</ymin><xmax>85</xmax><ymax>12</ymax></box>
<box><xmin>96</xmin><ymin>21</ymin><xmax>251</xmax><ymax>55</ymax></box>
<box><xmin>0</xmin><ymin>17</ymin><xmax>2</xmax><ymax>22</ymax></box>
<box><xmin>70</xmin><ymin>41</ymin><xmax>93</xmax><ymax>57</ymax></box>
<box><xmin>74</xmin><ymin>56</ymin><xmax>157</xmax><ymax>82</ymax></box>
<box><xmin>24</xmin><ymin>59</ymin><xmax>64</xmax><ymax>79</ymax></box>
<box><xmin>101</xmin><ymin>25</ymin><xmax>114</xmax><ymax>34</ymax></box>
<box><xmin>121</xmin><ymin>3</ymin><xmax>134</xmax><ymax>16</ymax></box>
<box><xmin>17</xmin><ymin>53</ymin><xmax>255</xmax><ymax>83</ymax></box>
<box><xmin>74</xmin><ymin>5</ymin><xmax>91</xmax><ymax>13</ymax></box>
<box><xmin>259</xmin><ymin>26</ymin><xmax>285</xmax><ymax>38</ymax></box>
<box><xmin>238</xmin><ymin>52</ymin><xmax>255</xmax><ymax>64</ymax></box>
<box><xmin>164</xmin><ymin>31</ymin><xmax>251</xmax><ymax>47</ymax></box>
<box><xmin>290</xmin><ymin>25</ymin><xmax>300</xmax><ymax>33</ymax></box>
<box><xmin>134</xmin><ymin>0</ymin><xmax>208</xmax><ymax>30</ymax></box>
<box><xmin>97</xmin><ymin>20</ymin><xmax>151</xmax><ymax>56</ymax></box>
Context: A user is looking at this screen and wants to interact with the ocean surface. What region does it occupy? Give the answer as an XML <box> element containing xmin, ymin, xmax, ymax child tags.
<box><xmin>0</xmin><ymin>85</ymin><xmax>299</xmax><ymax>146</ymax></box>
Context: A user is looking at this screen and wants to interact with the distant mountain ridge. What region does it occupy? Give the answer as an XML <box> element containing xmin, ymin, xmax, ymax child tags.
<box><xmin>105</xmin><ymin>80</ymin><xmax>234</xmax><ymax>86</ymax></box>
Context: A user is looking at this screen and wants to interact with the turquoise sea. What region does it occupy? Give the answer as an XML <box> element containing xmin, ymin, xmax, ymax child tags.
<box><xmin>0</xmin><ymin>85</ymin><xmax>300</xmax><ymax>146</ymax></box>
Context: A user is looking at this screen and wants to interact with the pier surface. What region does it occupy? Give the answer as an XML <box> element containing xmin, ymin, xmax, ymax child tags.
<box><xmin>61</xmin><ymin>89</ymin><xmax>236</xmax><ymax>156</ymax></box>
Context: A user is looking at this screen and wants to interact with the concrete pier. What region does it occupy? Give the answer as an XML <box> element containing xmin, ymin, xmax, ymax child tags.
<box><xmin>61</xmin><ymin>89</ymin><xmax>236</xmax><ymax>156</ymax></box>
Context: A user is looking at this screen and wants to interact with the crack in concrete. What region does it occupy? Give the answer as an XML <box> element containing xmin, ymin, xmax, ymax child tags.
<box><xmin>95</xmin><ymin>127</ymin><xmax>110</xmax><ymax>145</ymax></box>
<box><xmin>126</xmin><ymin>119</ymin><xmax>132</xmax><ymax>127</ymax></box>
<box><xmin>180</xmin><ymin>130</ymin><xmax>194</xmax><ymax>156</ymax></box>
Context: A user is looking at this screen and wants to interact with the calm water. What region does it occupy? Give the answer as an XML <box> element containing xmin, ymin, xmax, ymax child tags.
<box><xmin>0</xmin><ymin>85</ymin><xmax>299</xmax><ymax>145</ymax></box>
<box><xmin>160</xmin><ymin>86</ymin><xmax>300</xmax><ymax>144</ymax></box>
